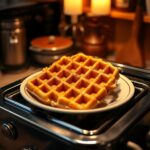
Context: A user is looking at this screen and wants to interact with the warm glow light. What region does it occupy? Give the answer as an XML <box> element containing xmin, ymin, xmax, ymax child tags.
<box><xmin>64</xmin><ymin>0</ymin><xmax>83</xmax><ymax>15</ymax></box>
<box><xmin>91</xmin><ymin>0</ymin><xmax>111</xmax><ymax>15</ymax></box>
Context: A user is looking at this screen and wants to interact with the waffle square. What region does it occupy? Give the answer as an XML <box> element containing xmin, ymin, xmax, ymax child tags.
<box><xmin>26</xmin><ymin>53</ymin><xmax>119</xmax><ymax>110</ymax></box>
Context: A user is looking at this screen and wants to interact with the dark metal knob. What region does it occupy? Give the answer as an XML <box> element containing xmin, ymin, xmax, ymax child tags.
<box><xmin>1</xmin><ymin>122</ymin><xmax>17</xmax><ymax>139</ymax></box>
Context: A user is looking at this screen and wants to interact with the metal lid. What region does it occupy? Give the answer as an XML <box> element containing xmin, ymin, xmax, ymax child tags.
<box><xmin>30</xmin><ymin>36</ymin><xmax>73</xmax><ymax>54</ymax></box>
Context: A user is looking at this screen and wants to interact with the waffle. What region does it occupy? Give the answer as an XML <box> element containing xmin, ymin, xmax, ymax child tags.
<box><xmin>26</xmin><ymin>53</ymin><xmax>119</xmax><ymax>110</ymax></box>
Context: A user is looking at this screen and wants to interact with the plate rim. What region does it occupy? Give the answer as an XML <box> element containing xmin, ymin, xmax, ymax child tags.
<box><xmin>20</xmin><ymin>71</ymin><xmax>135</xmax><ymax>114</ymax></box>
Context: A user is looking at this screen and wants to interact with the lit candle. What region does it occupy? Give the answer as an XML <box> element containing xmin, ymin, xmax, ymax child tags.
<box><xmin>91</xmin><ymin>0</ymin><xmax>111</xmax><ymax>16</ymax></box>
<box><xmin>64</xmin><ymin>0</ymin><xmax>83</xmax><ymax>15</ymax></box>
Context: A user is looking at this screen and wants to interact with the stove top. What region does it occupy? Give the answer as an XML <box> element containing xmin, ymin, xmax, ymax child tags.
<box><xmin>0</xmin><ymin>63</ymin><xmax>150</xmax><ymax>147</ymax></box>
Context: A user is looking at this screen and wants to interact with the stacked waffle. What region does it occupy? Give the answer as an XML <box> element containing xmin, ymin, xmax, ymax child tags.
<box><xmin>26</xmin><ymin>53</ymin><xmax>119</xmax><ymax>110</ymax></box>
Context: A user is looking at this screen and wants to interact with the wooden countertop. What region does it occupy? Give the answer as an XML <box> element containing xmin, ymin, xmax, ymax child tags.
<box><xmin>0</xmin><ymin>66</ymin><xmax>40</xmax><ymax>88</ymax></box>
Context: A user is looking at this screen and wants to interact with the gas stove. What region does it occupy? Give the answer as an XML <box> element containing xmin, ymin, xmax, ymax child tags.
<box><xmin>0</xmin><ymin>63</ymin><xmax>150</xmax><ymax>150</ymax></box>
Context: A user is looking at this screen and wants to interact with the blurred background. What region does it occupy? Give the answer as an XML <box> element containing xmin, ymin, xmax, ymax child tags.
<box><xmin>0</xmin><ymin>0</ymin><xmax>150</xmax><ymax>86</ymax></box>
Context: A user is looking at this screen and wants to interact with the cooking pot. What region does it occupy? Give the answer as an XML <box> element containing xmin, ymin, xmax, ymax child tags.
<box><xmin>29</xmin><ymin>36</ymin><xmax>73</xmax><ymax>66</ymax></box>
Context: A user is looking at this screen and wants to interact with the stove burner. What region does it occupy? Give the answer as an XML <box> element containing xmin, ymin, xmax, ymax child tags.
<box><xmin>0</xmin><ymin>64</ymin><xmax>150</xmax><ymax>150</ymax></box>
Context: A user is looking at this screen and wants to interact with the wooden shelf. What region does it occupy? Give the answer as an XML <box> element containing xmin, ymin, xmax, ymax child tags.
<box><xmin>110</xmin><ymin>10</ymin><xmax>150</xmax><ymax>23</ymax></box>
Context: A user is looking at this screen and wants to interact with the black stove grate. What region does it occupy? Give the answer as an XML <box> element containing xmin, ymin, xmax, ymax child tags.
<box><xmin>0</xmin><ymin>64</ymin><xmax>150</xmax><ymax>147</ymax></box>
<box><xmin>2</xmin><ymin>80</ymin><xmax>147</xmax><ymax>134</ymax></box>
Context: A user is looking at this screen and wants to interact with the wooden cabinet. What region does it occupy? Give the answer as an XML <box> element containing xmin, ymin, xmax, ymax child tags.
<box><xmin>107</xmin><ymin>10</ymin><xmax>150</xmax><ymax>68</ymax></box>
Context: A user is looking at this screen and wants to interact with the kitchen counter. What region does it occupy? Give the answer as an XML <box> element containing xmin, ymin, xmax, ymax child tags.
<box><xmin>0</xmin><ymin>66</ymin><xmax>41</xmax><ymax>88</ymax></box>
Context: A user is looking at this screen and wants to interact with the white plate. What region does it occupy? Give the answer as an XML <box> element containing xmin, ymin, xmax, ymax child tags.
<box><xmin>20</xmin><ymin>72</ymin><xmax>135</xmax><ymax>114</ymax></box>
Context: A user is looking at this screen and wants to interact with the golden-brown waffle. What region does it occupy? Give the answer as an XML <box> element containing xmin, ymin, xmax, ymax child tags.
<box><xmin>26</xmin><ymin>53</ymin><xmax>119</xmax><ymax>110</ymax></box>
